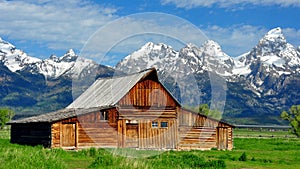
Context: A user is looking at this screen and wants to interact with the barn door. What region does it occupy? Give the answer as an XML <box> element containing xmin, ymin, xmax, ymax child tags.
<box><xmin>126</xmin><ymin>124</ymin><xmax>138</xmax><ymax>148</ymax></box>
<box><xmin>217</xmin><ymin>127</ymin><xmax>228</xmax><ymax>150</ymax></box>
<box><xmin>62</xmin><ymin>123</ymin><xmax>76</xmax><ymax>147</ymax></box>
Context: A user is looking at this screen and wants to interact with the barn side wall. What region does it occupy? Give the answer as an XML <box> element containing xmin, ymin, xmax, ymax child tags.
<box><xmin>10</xmin><ymin>123</ymin><xmax>52</xmax><ymax>147</ymax></box>
<box><xmin>51</xmin><ymin>108</ymin><xmax>118</xmax><ymax>148</ymax></box>
<box><xmin>178</xmin><ymin>108</ymin><xmax>233</xmax><ymax>150</ymax></box>
<box><xmin>117</xmin><ymin>117</ymin><xmax>177</xmax><ymax>149</ymax></box>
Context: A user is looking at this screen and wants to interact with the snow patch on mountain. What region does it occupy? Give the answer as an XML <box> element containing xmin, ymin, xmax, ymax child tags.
<box><xmin>0</xmin><ymin>37</ymin><xmax>41</xmax><ymax>72</ymax></box>
<box><xmin>36</xmin><ymin>49</ymin><xmax>78</xmax><ymax>78</ymax></box>
<box><xmin>234</xmin><ymin>27</ymin><xmax>300</xmax><ymax>76</ymax></box>
<box><xmin>117</xmin><ymin>40</ymin><xmax>237</xmax><ymax>77</ymax></box>
<box><xmin>0</xmin><ymin>38</ymin><xmax>98</xmax><ymax>79</ymax></box>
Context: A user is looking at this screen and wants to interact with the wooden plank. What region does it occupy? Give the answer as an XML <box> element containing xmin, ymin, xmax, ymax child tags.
<box><xmin>125</xmin><ymin>124</ymin><xmax>138</xmax><ymax>148</ymax></box>
<box><xmin>61</xmin><ymin>123</ymin><xmax>76</xmax><ymax>147</ymax></box>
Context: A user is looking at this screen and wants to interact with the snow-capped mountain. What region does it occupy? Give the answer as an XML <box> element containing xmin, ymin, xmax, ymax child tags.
<box><xmin>116</xmin><ymin>40</ymin><xmax>235</xmax><ymax>76</ymax></box>
<box><xmin>117</xmin><ymin>27</ymin><xmax>300</xmax><ymax>83</ymax></box>
<box><xmin>0</xmin><ymin>38</ymin><xmax>100</xmax><ymax>79</ymax></box>
<box><xmin>0</xmin><ymin>37</ymin><xmax>114</xmax><ymax>117</ymax></box>
<box><xmin>116</xmin><ymin>42</ymin><xmax>179</xmax><ymax>73</ymax></box>
<box><xmin>0</xmin><ymin>37</ymin><xmax>41</xmax><ymax>72</ymax></box>
<box><xmin>233</xmin><ymin>28</ymin><xmax>300</xmax><ymax>96</ymax></box>
<box><xmin>234</xmin><ymin>27</ymin><xmax>300</xmax><ymax>75</ymax></box>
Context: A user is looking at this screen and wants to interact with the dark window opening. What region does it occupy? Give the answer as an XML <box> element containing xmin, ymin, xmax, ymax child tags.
<box><xmin>100</xmin><ymin>110</ymin><xmax>108</xmax><ymax>121</ymax></box>
<box><xmin>161</xmin><ymin>122</ymin><xmax>168</xmax><ymax>128</ymax></box>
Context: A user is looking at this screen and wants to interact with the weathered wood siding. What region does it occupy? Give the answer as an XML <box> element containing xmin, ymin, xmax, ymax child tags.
<box><xmin>178</xmin><ymin>108</ymin><xmax>233</xmax><ymax>150</ymax></box>
<box><xmin>179</xmin><ymin>108</ymin><xmax>218</xmax><ymax>127</ymax></box>
<box><xmin>178</xmin><ymin>127</ymin><xmax>217</xmax><ymax>150</ymax></box>
<box><xmin>117</xmin><ymin>108</ymin><xmax>178</xmax><ymax>149</ymax></box>
<box><xmin>11</xmin><ymin>123</ymin><xmax>51</xmax><ymax>147</ymax></box>
<box><xmin>51</xmin><ymin>108</ymin><xmax>118</xmax><ymax>148</ymax></box>
<box><xmin>117</xmin><ymin>78</ymin><xmax>179</xmax><ymax>149</ymax></box>
<box><xmin>118</xmin><ymin>79</ymin><xmax>177</xmax><ymax>108</ymax></box>
<box><xmin>117</xmin><ymin>119</ymin><xmax>177</xmax><ymax>149</ymax></box>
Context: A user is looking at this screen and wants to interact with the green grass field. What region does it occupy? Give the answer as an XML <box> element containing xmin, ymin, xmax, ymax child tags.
<box><xmin>234</xmin><ymin>128</ymin><xmax>296</xmax><ymax>138</ymax></box>
<box><xmin>0</xmin><ymin>128</ymin><xmax>299</xmax><ymax>169</ymax></box>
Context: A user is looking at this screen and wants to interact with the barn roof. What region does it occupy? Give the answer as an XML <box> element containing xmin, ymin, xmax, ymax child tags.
<box><xmin>181</xmin><ymin>107</ymin><xmax>235</xmax><ymax>127</ymax></box>
<box><xmin>8</xmin><ymin>106</ymin><xmax>113</xmax><ymax>124</ymax></box>
<box><xmin>67</xmin><ymin>68</ymin><xmax>165</xmax><ymax>109</ymax></box>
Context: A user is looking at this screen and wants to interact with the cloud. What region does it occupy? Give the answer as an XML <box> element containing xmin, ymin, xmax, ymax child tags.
<box><xmin>161</xmin><ymin>0</ymin><xmax>300</xmax><ymax>9</ymax></box>
<box><xmin>0</xmin><ymin>0</ymin><xmax>118</xmax><ymax>52</ymax></box>
<box><xmin>283</xmin><ymin>28</ymin><xmax>300</xmax><ymax>47</ymax></box>
<box><xmin>80</xmin><ymin>12</ymin><xmax>209</xmax><ymax>66</ymax></box>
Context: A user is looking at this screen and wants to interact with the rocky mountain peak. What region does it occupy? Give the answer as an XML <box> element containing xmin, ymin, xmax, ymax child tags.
<box><xmin>201</xmin><ymin>40</ymin><xmax>230</xmax><ymax>59</ymax></box>
<box><xmin>0</xmin><ymin>37</ymin><xmax>16</xmax><ymax>54</ymax></box>
<box><xmin>60</xmin><ymin>49</ymin><xmax>78</xmax><ymax>62</ymax></box>
<box><xmin>256</xmin><ymin>27</ymin><xmax>287</xmax><ymax>56</ymax></box>
<box><xmin>262</xmin><ymin>27</ymin><xmax>286</xmax><ymax>43</ymax></box>
<box><xmin>139</xmin><ymin>42</ymin><xmax>173</xmax><ymax>52</ymax></box>
<box><xmin>202</xmin><ymin>40</ymin><xmax>221</xmax><ymax>50</ymax></box>
<box><xmin>237</xmin><ymin>27</ymin><xmax>299</xmax><ymax>69</ymax></box>
<box><xmin>49</xmin><ymin>54</ymin><xmax>59</xmax><ymax>62</ymax></box>
<box><xmin>180</xmin><ymin>43</ymin><xmax>201</xmax><ymax>58</ymax></box>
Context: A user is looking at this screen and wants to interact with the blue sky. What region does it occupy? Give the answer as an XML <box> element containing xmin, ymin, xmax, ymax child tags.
<box><xmin>0</xmin><ymin>0</ymin><xmax>300</xmax><ymax>66</ymax></box>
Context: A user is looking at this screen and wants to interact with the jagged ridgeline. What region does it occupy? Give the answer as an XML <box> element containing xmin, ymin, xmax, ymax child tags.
<box><xmin>115</xmin><ymin>28</ymin><xmax>300</xmax><ymax>125</ymax></box>
<box><xmin>1</xmin><ymin>27</ymin><xmax>300</xmax><ymax>124</ymax></box>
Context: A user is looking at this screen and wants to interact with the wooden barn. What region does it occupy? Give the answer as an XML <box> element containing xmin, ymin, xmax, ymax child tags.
<box><xmin>8</xmin><ymin>68</ymin><xmax>234</xmax><ymax>150</ymax></box>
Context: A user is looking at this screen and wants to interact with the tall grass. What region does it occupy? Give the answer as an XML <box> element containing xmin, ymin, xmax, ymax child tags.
<box><xmin>0</xmin><ymin>139</ymin><xmax>66</xmax><ymax>169</ymax></box>
<box><xmin>0</xmin><ymin>128</ymin><xmax>10</xmax><ymax>140</ymax></box>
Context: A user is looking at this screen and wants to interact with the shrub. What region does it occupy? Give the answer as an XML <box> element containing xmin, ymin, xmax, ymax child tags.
<box><xmin>89</xmin><ymin>147</ymin><xmax>97</xmax><ymax>157</ymax></box>
<box><xmin>238</xmin><ymin>152</ymin><xmax>247</xmax><ymax>161</ymax></box>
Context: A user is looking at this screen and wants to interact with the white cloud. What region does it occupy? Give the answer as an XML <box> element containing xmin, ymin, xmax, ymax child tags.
<box><xmin>161</xmin><ymin>0</ymin><xmax>300</xmax><ymax>9</ymax></box>
<box><xmin>283</xmin><ymin>28</ymin><xmax>300</xmax><ymax>47</ymax></box>
<box><xmin>0</xmin><ymin>0</ymin><xmax>118</xmax><ymax>51</ymax></box>
<box><xmin>80</xmin><ymin>12</ymin><xmax>209</xmax><ymax>65</ymax></box>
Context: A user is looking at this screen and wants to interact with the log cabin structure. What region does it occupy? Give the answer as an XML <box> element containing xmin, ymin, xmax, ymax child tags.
<box><xmin>8</xmin><ymin>68</ymin><xmax>234</xmax><ymax>150</ymax></box>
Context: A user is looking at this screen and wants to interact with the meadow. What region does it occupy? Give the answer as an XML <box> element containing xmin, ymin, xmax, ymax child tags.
<box><xmin>0</xmin><ymin>128</ymin><xmax>299</xmax><ymax>169</ymax></box>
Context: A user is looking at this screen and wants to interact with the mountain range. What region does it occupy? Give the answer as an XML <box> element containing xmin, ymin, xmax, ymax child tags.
<box><xmin>1</xmin><ymin>27</ymin><xmax>299</xmax><ymax>124</ymax></box>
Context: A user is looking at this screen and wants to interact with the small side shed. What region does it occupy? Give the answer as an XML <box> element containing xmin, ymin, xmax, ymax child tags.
<box><xmin>9</xmin><ymin>68</ymin><xmax>234</xmax><ymax>150</ymax></box>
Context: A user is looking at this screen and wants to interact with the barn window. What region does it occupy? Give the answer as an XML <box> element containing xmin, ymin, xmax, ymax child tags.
<box><xmin>161</xmin><ymin>122</ymin><xmax>168</xmax><ymax>128</ymax></box>
<box><xmin>152</xmin><ymin>121</ymin><xmax>158</xmax><ymax>128</ymax></box>
<box><xmin>100</xmin><ymin>110</ymin><xmax>108</xmax><ymax>121</ymax></box>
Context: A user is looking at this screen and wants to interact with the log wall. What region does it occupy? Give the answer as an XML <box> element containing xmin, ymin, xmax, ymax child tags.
<box><xmin>51</xmin><ymin>108</ymin><xmax>118</xmax><ymax>148</ymax></box>
<box><xmin>178</xmin><ymin>108</ymin><xmax>233</xmax><ymax>150</ymax></box>
<box><xmin>178</xmin><ymin>127</ymin><xmax>217</xmax><ymax>150</ymax></box>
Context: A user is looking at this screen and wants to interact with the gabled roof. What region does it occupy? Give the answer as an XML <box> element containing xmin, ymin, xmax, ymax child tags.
<box><xmin>8</xmin><ymin>106</ymin><xmax>112</xmax><ymax>124</ymax></box>
<box><xmin>68</xmin><ymin>68</ymin><xmax>165</xmax><ymax>109</ymax></box>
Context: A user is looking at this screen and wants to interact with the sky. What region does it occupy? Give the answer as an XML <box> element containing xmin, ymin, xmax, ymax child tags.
<box><xmin>0</xmin><ymin>0</ymin><xmax>300</xmax><ymax>66</ymax></box>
